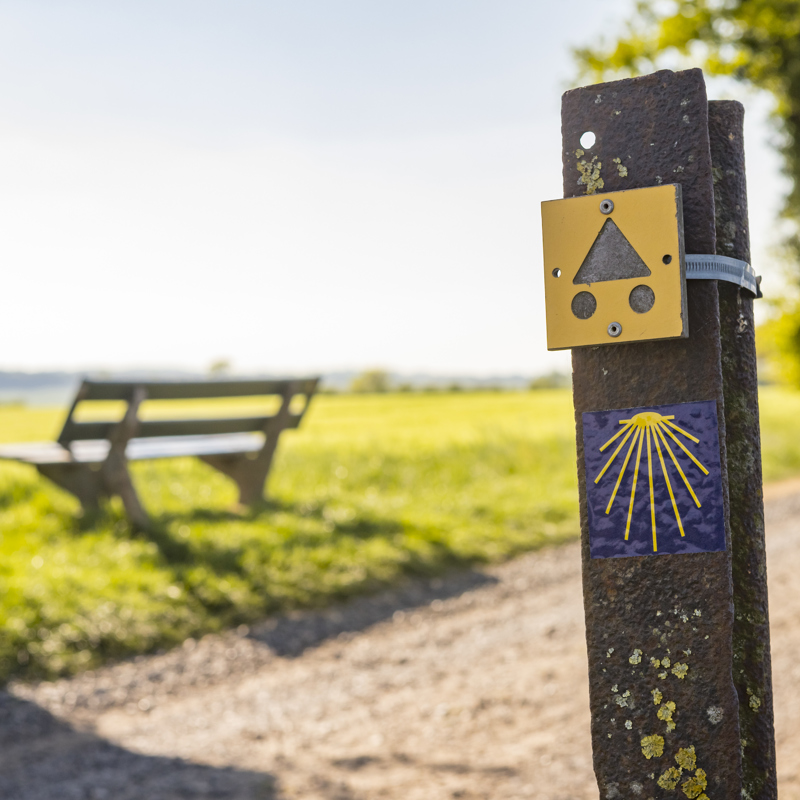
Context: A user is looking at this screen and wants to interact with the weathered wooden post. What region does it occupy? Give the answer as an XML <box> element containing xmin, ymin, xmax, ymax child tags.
<box><xmin>541</xmin><ymin>69</ymin><xmax>776</xmax><ymax>798</ymax></box>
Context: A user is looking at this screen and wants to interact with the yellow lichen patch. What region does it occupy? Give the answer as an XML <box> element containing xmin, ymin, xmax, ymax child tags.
<box><xmin>675</xmin><ymin>746</ymin><xmax>696</xmax><ymax>771</ymax></box>
<box><xmin>612</xmin><ymin>157</ymin><xmax>628</xmax><ymax>177</ymax></box>
<box><xmin>681</xmin><ymin>768</ymin><xmax>707</xmax><ymax>798</ymax></box>
<box><xmin>651</xmin><ymin>657</ymin><xmax>661</xmax><ymax>668</ymax></box>
<box><xmin>576</xmin><ymin>148</ymin><xmax>584</xmax><ymax>158</ymax></box>
<box><xmin>661</xmin><ymin>656</ymin><xmax>671</xmax><ymax>668</ymax></box>
<box><xmin>629</xmin><ymin>649</ymin><xmax>642</xmax><ymax>665</ymax></box>
<box><xmin>577</xmin><ymin>155</ymin><xmax>604</xmax><ymax>194</ymax></box>
<box><xmin>659</xmin><ymin>671</ymin><xmax>668</xmax><ymax>679</ymax></box>
<box><xmin>652</xmin><ymin>689</ymin><xmax>663</xmax><ymax>705</ymax></box>
<box><xmin>641</xmin><ymin>734</ymin><xmax>665</xmax><ymax>759</ymax></box>
<box><xmin>657</xmin><ymin>701</ymin><xmax>675</xmax><ymax>718</ymax></box>
<box><xmin>672</xmin><ymin>663</ymin><xmax>689</xmax><ymax>679</ymax></box>
<box><xmin>657</xmin><ymin>767</ymin><xmax>682</xmax><ymax>790</ymax></box>
<box><xmin>657</xmin><ymin>700</ymin><xmax>677</xmax><ymax>731</ymax></box>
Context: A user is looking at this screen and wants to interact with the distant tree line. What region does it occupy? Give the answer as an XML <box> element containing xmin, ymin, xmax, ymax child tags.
<box><xmin>316</xmin><ymin>369</ymin><xmax>571</xmax><ymax>394</ymax></box>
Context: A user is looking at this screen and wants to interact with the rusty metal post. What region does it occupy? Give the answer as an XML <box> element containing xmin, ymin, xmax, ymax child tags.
<box><xmin>710</xmin><ymin>100</ymin><xmax>777</xmax><ymax>798</ymax></box>
<box><xmin>560</xmin><ymin>69</ymin><xmax>768</xmax><ymax>798</ymax></box>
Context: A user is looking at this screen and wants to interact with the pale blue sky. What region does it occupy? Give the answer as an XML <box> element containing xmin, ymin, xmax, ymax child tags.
<box><xmin>0</xmin><ymin>1</ymin><xmax>784</xmax><ymax>376</ymax></box>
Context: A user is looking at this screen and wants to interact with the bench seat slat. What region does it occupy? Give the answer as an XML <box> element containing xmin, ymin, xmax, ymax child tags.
<box><xmin>0</xmin><ymin>433</ymin><xmax>264</xmax><ymax>466</ymax></box>
<box><xmin>127</xmin><ymin>433</ymin><xmax>262</xmax><ymax>460</ymax></box>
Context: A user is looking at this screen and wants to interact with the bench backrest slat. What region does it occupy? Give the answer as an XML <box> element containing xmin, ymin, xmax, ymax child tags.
<box><xmin>81</xmin><ymin>379</ymin><xmax>316</xmax><ymax>401</ymax></box>
<box><xmin>57</xmin><ymin>378</ymin><xmax>318</xmax><ymax>447</ymax></box>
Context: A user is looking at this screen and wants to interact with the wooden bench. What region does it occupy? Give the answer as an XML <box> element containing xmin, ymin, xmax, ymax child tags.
<box><xmin>0</xmin><ymin>377</ymin><xmax>319</xmax><ymax>526</ymax></box>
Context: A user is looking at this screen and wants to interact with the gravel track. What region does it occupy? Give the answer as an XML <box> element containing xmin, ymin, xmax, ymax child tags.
<box><xmin>3</xmin><ymin>489</ymin><xmax>800</xmax><ymax>800</ymax></box>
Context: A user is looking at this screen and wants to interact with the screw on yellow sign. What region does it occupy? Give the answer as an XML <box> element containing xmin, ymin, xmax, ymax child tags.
<box><xmin>541</xmin><ymin>184</ymin><xmax>687</xmax><ymax>350</ymax></box>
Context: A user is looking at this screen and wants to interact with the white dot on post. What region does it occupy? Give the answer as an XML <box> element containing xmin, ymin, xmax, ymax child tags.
<box><xmin>580</xmin><ymin>131</ymin><xmax>596</xmax><ymax>149</ymax></box>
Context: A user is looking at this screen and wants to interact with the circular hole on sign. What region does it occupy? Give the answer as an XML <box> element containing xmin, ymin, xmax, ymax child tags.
<box><xmin>571</xmin><ymin>291</ymin><xmax>597</xmax><ymax>320</ymax></box>
<box><xmin>552</xmin><ymin>268</ymin><xmax>562</xmax><ymax>278</ymax></box>
<box><xmin>629</xmin><ymin>284</ymin><xmax>656</xmax><ymax>314</ymax></box>
<box><xmin>663</xmin><ymin>254</ymin><xmax>673</xmax><ymax>264</ymax></box>
<box><xmin>579</xmin><ymin>131</ymin><xmax>596</xmax><ymax>149</ymax></box>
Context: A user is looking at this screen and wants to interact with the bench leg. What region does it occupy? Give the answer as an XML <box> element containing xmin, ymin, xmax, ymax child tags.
<box><xmin>37</xmin><ymin>460</ymin><xmax>149</xmax><ymax>527</ymax></box>
<box><xmin>36</xmin><ymin>463</ymin><xmax>106</xmax><ymax>515</ymax></box>
<box><xmin>101</xmin><ymin>452</ymin><xmax>150</xmax><ymax>528</ymax></box>
<box><xmin>199</xmin><ymin>452</ymin><xmax>275</xmax><ymax>507</ymax></box>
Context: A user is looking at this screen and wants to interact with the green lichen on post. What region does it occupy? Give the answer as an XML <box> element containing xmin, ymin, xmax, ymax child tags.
<box><xmin>747</xmin><ymin>686</ymin><xmax>762</xmax><ymax>712</ymax></box>
<box><xmin>577</xmin><ymin>154</ymin><xmax>604</xmax><ymax>194</ymax></box>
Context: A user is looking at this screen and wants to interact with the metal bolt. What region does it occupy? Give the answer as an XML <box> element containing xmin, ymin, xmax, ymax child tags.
<box><xmin>600</xmin><ymin>199</ymin><xmax>614</xmax><ymax>215</ymax></box>
<box><xmin>607</xmin><ymin>322</ymin><xmax>622</xmax><ymax>338</ymax></box>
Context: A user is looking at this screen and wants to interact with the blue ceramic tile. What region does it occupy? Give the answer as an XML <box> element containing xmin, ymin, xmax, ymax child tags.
<box><xmin>582</xmin><ymin>400</ymin><xmax>726</xmax><ymax>559</ymax></box>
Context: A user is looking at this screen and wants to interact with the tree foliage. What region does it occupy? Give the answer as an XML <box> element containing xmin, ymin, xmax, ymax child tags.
<box><xmin>576</xmin><ymin>0</ymin><xmax>800</xmax><ymax>381</ymax></box>
<box><xmin>576</xmin><ymin>0</ymin><xmax>800</xmax><ymax>233</ymax></box>
<box><xmin>349</xmin><ymin>369</ymin><xmax>391</xmax><ymax>393</ymax></box>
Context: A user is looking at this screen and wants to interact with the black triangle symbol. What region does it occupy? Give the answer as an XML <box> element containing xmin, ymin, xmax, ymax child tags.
<box><xmin>573</xmin><ymin>218</ymin><xmax>651</xmax><ymax>285</ymax></box>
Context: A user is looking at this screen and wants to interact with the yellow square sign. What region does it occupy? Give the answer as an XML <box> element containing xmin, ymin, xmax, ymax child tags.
<box><xmin>541</xmin><ymin>184</ymin><xmax>686</xmax><ymax>350</ymax></box>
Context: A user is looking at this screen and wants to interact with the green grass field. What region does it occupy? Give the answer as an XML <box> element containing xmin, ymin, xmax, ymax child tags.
<box><xmin>1</xmin><ymin>387</ymin><xmax>799</xmax><ymax>685</ymax></box>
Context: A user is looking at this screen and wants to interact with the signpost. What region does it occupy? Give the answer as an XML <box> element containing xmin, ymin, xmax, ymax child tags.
<box><xmin>542</xmin><ymin>69</ymin><xmax>776</xmax><ymax>799</ymax></box>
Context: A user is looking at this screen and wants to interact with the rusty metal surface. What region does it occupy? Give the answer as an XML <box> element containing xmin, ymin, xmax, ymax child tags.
<box><xmin>562</xmin><ymin>69</ymin><xmax>742</xmax><ymax>798</ymax></box>
<box><xmin>709</xmin><ymin>99</ymin><xmax>777</xmax><ymax>799</ymax></box>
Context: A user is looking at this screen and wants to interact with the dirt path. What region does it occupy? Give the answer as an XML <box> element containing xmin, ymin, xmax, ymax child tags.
<box><xmin>3</xmin><ymin>490</ymin><xmax>800</xmax><ymax>800</ymax></box>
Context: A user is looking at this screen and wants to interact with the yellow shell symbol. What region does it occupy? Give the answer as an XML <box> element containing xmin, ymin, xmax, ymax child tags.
<box><xmin>594</xmin><ymin>411</ymin><xmax>708</xmax><ymax>552</ymax></box>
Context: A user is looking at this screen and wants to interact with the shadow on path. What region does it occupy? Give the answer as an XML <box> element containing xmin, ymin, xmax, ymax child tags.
<box><xmin>249</xmin><ymin>567</ymin><xmax>498</xmax><ymax>657</ymax></box>
<box><xmin>0</xmin><ymin>693</ymin><xmax>275</xmax><ymax>800</ymax></box>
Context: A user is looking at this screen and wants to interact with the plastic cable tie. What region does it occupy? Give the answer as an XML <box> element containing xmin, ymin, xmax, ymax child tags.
<box><xmin>685</xmin><ymin>254</ymin><xmax>762</xmax><ymax>298</ymax></box>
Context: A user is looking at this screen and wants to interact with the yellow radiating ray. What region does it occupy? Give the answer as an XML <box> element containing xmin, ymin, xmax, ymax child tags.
<box><xmin>625</xmin><ymin>427</ymin><xmax>646</xmax><ymax>541</ymax></box>
<box><xmin>647</xmin><ymin>427</ymin><xmax>657</xmax><ymax>552</ymax></box>
<box><xmin>652</xmin><ymin>427</ymin><xmax>685</xmax><ymax>537</ymax></box>
<box><xmin>663</xmin><ymin>418</ymin><xmax>699</xmax><ymax>443</ymax></box>
<box><xmin>657</xmin><ymin>421</ymin><xmax>709</xmax><ymax>475</ymax></box>
<box><xmin>599</xmin><ymin>420</ymin><xmax>634</xmax><ymax>453</ymax></box>
<box><xmin>654</xmin><ymin>424</ymin><xmax>702</xmax><ymax>508</ymax></box>
<box><xmin>595</xmin><ymin>424</ymin><xmax>636</xmax><ymax>483</ymax></box>
<box><xmin>606</xmin><ymin>427</ymin><xmax>642</xmax><ymax>514</ymax></box>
